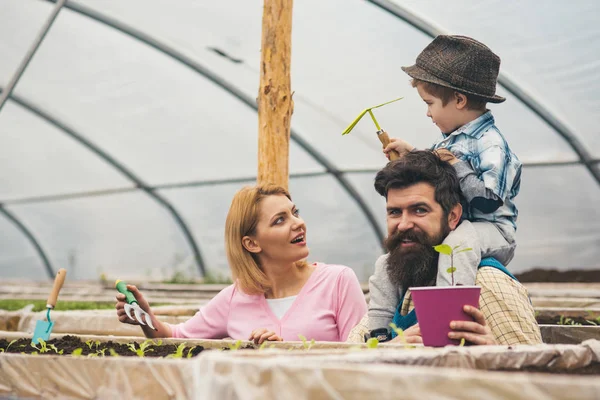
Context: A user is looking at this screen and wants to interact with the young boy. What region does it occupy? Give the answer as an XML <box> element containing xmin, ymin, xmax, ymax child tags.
<box><xmin>368</xmin><ymin>35</ymin><xmax>521</xmax><ymax>334</ymax></box>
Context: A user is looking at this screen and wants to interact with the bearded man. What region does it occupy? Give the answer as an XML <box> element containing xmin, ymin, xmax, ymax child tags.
<box><xmin>348</xmin><ymin>151</ymin><xmax>541</xmax><ymax>345</ymax></box>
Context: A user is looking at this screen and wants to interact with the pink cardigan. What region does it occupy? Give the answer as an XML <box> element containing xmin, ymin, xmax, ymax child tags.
<box><xmin>169</xmin><ymin>263</ymin><xmax>367</xmax><ymax>342</ymax></box>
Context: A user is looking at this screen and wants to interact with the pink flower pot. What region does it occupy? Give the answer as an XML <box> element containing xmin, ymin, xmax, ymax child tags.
<box><xmin>410</xmin><ymin>286</ymin><xmax>481</xmax><ymax>347</ymax></box>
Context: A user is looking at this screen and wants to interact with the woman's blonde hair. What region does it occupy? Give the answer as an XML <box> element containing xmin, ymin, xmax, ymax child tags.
<box><xmin>225</xmin><ymin>184</ymin><xmax>307</xmax><ymax>295</ymax></box>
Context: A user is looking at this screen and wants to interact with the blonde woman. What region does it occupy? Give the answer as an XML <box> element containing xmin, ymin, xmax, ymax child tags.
<box><xmin>116</xmin><ymin>184</ymin><xmax>367</xmax><ymax>343</ymax></box>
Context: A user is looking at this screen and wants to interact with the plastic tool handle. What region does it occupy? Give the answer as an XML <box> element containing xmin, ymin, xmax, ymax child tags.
<box><xmin>47</xmin><ymin>268</ymin><xmax>67</xmax><ymax>308</ymax></box>
<box><xmin>377</xmin><ymin>130</ymin><xmax>400</xmax><ymax>161</ymax></box>
<box><xmin>115</xmin><ymin>280</ymin><xmax>137</xmax><ymax>304</ymax></box>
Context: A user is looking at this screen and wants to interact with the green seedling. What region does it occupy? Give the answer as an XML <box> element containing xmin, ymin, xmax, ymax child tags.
<box><xmin>366</xmin><ymin>337</ymin><xmax>379</xmax><ymax>349</ymax></box>
<box><xmin>127</xmin><ymin>339</ymin><xmax>155</xmax><ymax>357</ymax></box>
<box><xmin>459</xmin><ymin>338</ymin><xmax>466</xmax><ymax>347</ymax></box>
<box><xmin>85</xmin><ymin>340</ymin><xmax>101</xmax><ymax>352</ymax></box>
<box><xmin>585</xmin><ymin>317</ymin><xmax>600</xmax><ymax>326</ymax></box>
<box><xmin>342</xmin><ymin>97</ymin><xmax>403</xmax><ymax>135</ymax></box>
<box><xmin>228</xmin><ymin>340</ymin><xmax>242</xmax><ymax>351</ymax></box>
<box><xmin>0</xmin><ymin>339</ymin><xmax>17</xmax><ymax>353</ymax></box>
<box><xmin>558</xmin><ymin>315</ymin><xmax>581</xmax><ymax>326</ymax></box>
<box><xmin>187</xmin><ymin>346</ymin><xmax>197</xmax><ymax>358</ymax></box>
<box><xmin>433</xmin><ymin>244</ymin><xmax>473</xmax><ymax>286</ymax></box>
<box><xmin>71</xmin><ymin>348</ymin><xmax>83</xmax><ymax>357</ymax></box>
<box><xmin>108</xmin><ymin>348</ymin><xmax>120</xmax><ymax>357</ymax></box>
<box><xmin>48</xmin><ymin>343</ymin><xmax>64</xmax><ymax>355</ymax></box>
<box><xmin>31</xmin><ymin>338</ymin><xmax>50</xmax><ymax>354</ymax></box>
<box><xmin>298</xmin><ymin>334</ymin><xmax>315</xmax><ymax>350</ymax></box>
<box><xmin>166</xmin><ymin>343</ymin><xmax>187</xmax><ymax>359</ymax></box>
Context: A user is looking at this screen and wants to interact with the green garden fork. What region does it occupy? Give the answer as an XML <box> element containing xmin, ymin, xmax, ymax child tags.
<box><xmin>115</xmin><ymin>280</ymin><xmax>157</xmax><ymax>330</ymax></box>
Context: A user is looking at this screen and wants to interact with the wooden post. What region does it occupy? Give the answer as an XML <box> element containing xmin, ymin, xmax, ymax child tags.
<box><xmin>257</xmin><ymin>0</ymin><xmax>294</xmax><ymax>189</ymax></box>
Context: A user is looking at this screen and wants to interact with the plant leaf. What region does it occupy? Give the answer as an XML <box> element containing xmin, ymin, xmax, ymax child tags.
<box><xmin>71</xmin><ymin>348</ymin><xmax>83</xmax><ymax>357</ymax></box>
<box><xmin>446</xmin><ymin>267</ymin><xmax>457</xmax><ymax>274</ymax></box>
<box><xmin>366</xmin><ymin>337</ymin><xmax>379</xmax><ymax>349</ymax></box>
<box><xmin>455</xmin><ymin>248</ymin><xmax>473</xmax><ymax>254</ymax></box>
<box><xmin>433</xmin><ymin>244</ymin><xmax>453</xmax><ymax>255</ymax></box>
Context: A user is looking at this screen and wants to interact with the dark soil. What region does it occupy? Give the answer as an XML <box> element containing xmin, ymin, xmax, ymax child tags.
<box><xmin>536</xmin><ymin>315</ymin><xmax>599</xmax><ymax>326</ymax></box>
<box><xmin>515</xmin><ymin>269</ymin><xmax>600</xmax><ymax>283</ymax></box>
<box><xmin>0</xmin><ymin>336</ymin><xmax>250</xmax><ymax>358</ymax></box>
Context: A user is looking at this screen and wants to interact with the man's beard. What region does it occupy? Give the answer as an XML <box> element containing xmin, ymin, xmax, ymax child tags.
<box><xmin>384</xmin><ymin>220</ymin><xmax>451</xmax><ymax>291</ymax></box>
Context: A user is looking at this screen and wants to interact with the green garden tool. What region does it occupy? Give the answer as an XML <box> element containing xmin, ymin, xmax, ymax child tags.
<box><xmin>342</xmin><ymin>97</ymin><xmax>403</xmax><ymax>160</ymax></box>
<box><xmin>115</xmin><ymin>280</ymin><xmax>157</xmax><ymax>330</ymax></box>
<box><xmin>32</xmin><ymin>268</ymin><xmax>67</xmax><ymax>345</ymax></box>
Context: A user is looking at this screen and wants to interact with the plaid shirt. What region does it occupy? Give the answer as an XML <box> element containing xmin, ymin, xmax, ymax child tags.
<box><xmin>347</xmin><ymin>267</ymin><xmax>542</xmax><ymax>345</ymax></box>
<box><xmin>431</xmin><ymin>111</ymin><xmax>521</xmax><ymax>234</ymax></box>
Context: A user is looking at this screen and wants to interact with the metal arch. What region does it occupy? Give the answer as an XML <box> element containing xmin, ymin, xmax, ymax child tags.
<box><xmin>51</xmin><ymin>0</ymin><xmax>386</xmax><ymax>244</ymax></box>
<box><xmin>1</xmin><ymin>91</ymin><xmax>207</xmax><ymax>276</ymax></box>
<box><xmin>0</xmin><ymin>205</ymin><xmax>55</xmax><ymax>278</ymax></box>
<box><xmin>0</xmin><ymin>0</ymin><xmax>65</xmax><ymax>114</ymax></box>
<box><xmin>366</xmin><ymin>0</ymin><xmax>600</xmax><ymax>186</ymax></box>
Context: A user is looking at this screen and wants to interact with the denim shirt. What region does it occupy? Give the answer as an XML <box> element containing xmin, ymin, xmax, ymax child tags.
<box><xmin>431</xmin><ymin>111</ymin><xmax>521</xmax><ymax>235</ymax></box>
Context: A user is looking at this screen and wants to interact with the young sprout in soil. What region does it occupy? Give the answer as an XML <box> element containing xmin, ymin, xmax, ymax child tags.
<box><xmin>127</xmin><ymin>340</ymin><xmax>155</xmax><ymax>357</ymax></box>
<box><xmin>166</xmin><ymin>343</ymin><xmax>187</xmax><ymax>359</ymax></box>
<box><xmin>298</xmin><ymin>334</ymin><xmax>315</xmax><ymax>350</ymax></box>
<box><xmin>558</xmin><ymin>315</ymin><xmax>581</xmax><ymax>326</ymax></box>
<box><xmin>71</xmin><ymin>348</ymin><xmax>83</xmax><ymax>357</ymax></box>
<box><xmin>108</xmin><ymin>348</ymin><xmax>120</xmax><ymax>357</ymax></box>
<box><xmin>186</xmin><ymin>346</ymin><xmax>197</xmax><ymax>358</ymax></box>
<box><xmin>31</xmin><ymin>339</ymin><xmax>62</xmax><ymax>354</ymax></box>
<box><xmin>0</xmin><ymin>340</ymin><xmax>17</xmax><ymax>353</ymax></box>
<box><xmin>433</xmin><ymin>243</ymin><xmax>473</xmax><ymax>286</ymax></box>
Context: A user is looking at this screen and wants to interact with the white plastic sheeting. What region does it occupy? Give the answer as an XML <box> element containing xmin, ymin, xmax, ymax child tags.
<box><xmin>1</xmin><ymin>334</ymin><xmax>600</xmax><ymax>400</ymax></box>
<box><xmin>0</xmin><ymin>0</ymin><xmax>598</xmax><ymax>281</ymax></box>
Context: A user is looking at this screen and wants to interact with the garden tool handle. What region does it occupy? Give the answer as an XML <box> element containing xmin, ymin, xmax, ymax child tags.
<box><xmin>47</xmin><ymin>268</ymin><xmax>67</xmax><ymax>308</ymax></box>
<box><xmin>115</xmin><ymin>280</ymin><xmax>137</xmax><ymax>305</ymax></box>
<box><xmin>377</xmin><ymin>130</ymin><xmax>400</xmax><ymax>161</ymax></box>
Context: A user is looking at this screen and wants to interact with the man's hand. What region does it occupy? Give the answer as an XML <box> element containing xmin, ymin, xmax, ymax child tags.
<box><xmin>249</xmin><ymin>328</ymin><xmax>283</xmax><ymax>345</ymax></box>
<box><xmin>448</xmin><ymin>305</ymin><xmax>496</xmax><ymax>345</ymax></box>
<box><xmin>390</xmin><ymin>323</ymin><xmax>423</xmax><ymax>344</ymax></box>
<box><xmin>434</xmin><ymin>148</ymin><xmax>460</xmax><ymax>165</ymax></box>
<box><xmin>384</xmin><ymin>138</ymin><xmax>415</xmax><ymax>160</ymax></box>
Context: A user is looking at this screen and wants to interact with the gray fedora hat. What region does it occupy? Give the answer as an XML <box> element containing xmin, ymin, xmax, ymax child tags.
<box><xmin>402</xmin><ymin>35</ymin><xmax>505</xmax><ymax>103</ymax></box>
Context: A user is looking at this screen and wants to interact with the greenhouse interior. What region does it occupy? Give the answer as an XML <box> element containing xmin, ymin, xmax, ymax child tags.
<box><xmin>2</xmin><ymin>0</ymin><xmax>598</xmax><ymax>283</ymax></box>
<box><xmin>1</xmin><ymin>1</ymin><xmax>600</xmax><ymax>399</ymax></box>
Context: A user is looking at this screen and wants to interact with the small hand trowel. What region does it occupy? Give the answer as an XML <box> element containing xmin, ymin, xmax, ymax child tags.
<box><xmin>31</xmin><ymin>268</ymin><xmax>67</xmax><ymax>345</ymax></box>
<box><xmin>342</xmin><ymin>97</ymin><xmax>403</xmax><ymax>160</ymax></box>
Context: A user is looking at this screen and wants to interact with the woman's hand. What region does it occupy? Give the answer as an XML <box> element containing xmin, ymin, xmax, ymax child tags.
<box><xmin>249</xmin><ymin>328</ymin><xmax>283</xmax><ymax>345</ymax></box>
<box><xmin>384</xmin><ymin>137</ymin><xmax>415</xmax><ymax>160</ymax></box>
<box><xmin>449</xmin><ymin>305</ymin><xmax>496</xmax><ymax>345</ymax></box>
<box><xmin>391</xmin><ymin>323</ymin><xmax>423</xmax><ymax>344</ymax></box>
<box><xmin>115</xmin><ymin>284</ymin><xmax>169</xmax><ymax>338</ymax></box>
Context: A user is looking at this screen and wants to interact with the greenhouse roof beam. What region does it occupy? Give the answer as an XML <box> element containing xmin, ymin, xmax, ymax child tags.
<box><xmin>367</xmin><ymin>0</ymin><xmax>600</xmax><ymax>186</ymax></box>
<box><xmin>0</xmin><ymin>0</ymin><xmax>65</xmax><ymax>114</ymax></box>
<box><xmin>1</xmin><ymin>91</ymin><xmax>207</xmax><ymax>277</ymax></box>
<box><xmin>50</xmin><ymin>0</ymin><xmax>386</xmax><ymax>245</ymax></box>
<box><xmin>0</xmin><ymin>205</ymin><xmax>55</xmax><ymax>278</ymax></box>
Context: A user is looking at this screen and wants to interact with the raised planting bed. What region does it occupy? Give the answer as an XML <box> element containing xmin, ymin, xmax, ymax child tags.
<box><xmin>535</xmin><ymin>308</ymin><xmax>600</xmax><ymax>326</ymax></box>
<box><xmin>0</xmin><ymin>310</ymin><xmax>191</xmax><ymax>337</ymax></box>
<box><xmin>2</xmin><ymin>334</ymin><xmax>600</xmax><ymax>400</ymax></box>
<box><xmin>540</xmin><ymin>325</ymin><xmax>600</xmax><ymax>345</ymax></box>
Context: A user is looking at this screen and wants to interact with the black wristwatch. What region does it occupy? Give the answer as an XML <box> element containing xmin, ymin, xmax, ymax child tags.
<box><xmin>365</xmin><ymin>327</ymin><xmax>392</xmax><ymax>343</ymax></box>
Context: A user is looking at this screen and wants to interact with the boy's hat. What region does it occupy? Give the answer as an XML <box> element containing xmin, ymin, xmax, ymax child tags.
<box><xmin>402</xmin><ymin>35</ymin><xmax>505</xmax><ymax>103</ymax></box>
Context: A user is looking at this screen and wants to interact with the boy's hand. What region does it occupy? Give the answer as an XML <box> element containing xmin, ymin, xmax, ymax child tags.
<box><xmin>384</xmin><ymin>138</ymin><xmax>415</xmax><ymax>160</ymax></box>
<box><xmin>434</xmin><ymin>148</ymin><xmax>460</xmax><ymax>165</ymax></box>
